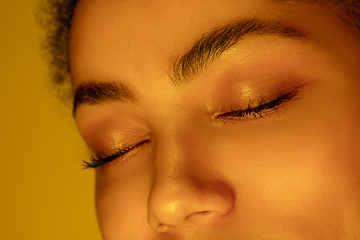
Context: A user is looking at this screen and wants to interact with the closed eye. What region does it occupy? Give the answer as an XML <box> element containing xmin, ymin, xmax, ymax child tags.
<box><xmin>83</xmin><ymin>140</ymin><xmax>149</xmax><ymax>169</ymax></box>
<box><xmin>215</xmin><ymin>90</ymin><xmax>299</xmax><ymax>122</ymax></box>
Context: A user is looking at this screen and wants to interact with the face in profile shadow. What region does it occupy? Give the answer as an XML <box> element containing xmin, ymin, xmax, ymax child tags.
<box><xmin>70</xmin><ymin>0</ymin><xmax>360</xmax><ymax>239</ymax></box>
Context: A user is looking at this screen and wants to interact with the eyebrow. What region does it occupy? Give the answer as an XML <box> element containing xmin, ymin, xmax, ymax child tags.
<box><xmin>169</xmin><ymin>18</ymin><xmax>306</xmax><ymax>84</ymax></box>
<box><xmin>73</xmin><ymin>18</ymin><xmax>306</xmax><ymax>113</ymax></box>
<box><xmin>73</xmin><ymin>82</ymin><xmax>136</xmax><ymax>113</ymax></box>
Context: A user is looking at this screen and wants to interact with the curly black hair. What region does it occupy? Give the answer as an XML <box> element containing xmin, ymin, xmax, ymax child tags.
<box><xmin>37</xmin><ymin>0</ymin><xmax>360</xmax><ymax>104</ymax></box>
<box><xmin>37</xmin><ymin>0</ymin><xmax>78</xmax><ymax>104</ymax></box>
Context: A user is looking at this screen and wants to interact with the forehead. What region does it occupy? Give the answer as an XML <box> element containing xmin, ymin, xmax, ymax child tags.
<box><xmin>69</xmin><ymin>0</ymin><xmax>351</xmax><ymax>92</ymax></box>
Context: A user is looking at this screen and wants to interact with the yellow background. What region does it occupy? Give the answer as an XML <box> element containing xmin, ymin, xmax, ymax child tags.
<box><xmin>0</xmin><ymin>1</ymin><xmax>102</xmax><ymax>239</ymax></box>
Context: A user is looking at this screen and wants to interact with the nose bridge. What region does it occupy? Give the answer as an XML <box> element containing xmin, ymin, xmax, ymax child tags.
<box><xmin>147</xmin><ymin>125</ymin><xmax>235</xmax><ymax>232</ymax></box>
<box><xmin>154</xmin><ymin>127</ymin><xmax>193</xmax><ymax>179</ymax></box>
<box><xmin>151</xmin><ymin>123</ymin><xmax>208</xmax><ymax>188</ymax></box>
<box><xmin>149</xmin><ymin>127</ymin><xmax>197</xmax><ymax>205</ymax></box>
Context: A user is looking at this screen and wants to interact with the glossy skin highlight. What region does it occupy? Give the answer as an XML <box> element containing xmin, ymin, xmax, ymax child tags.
<box><xmin>70</xmin><ymin>0</ymin><xmax>360</xmax><ymax>239</ymax></box>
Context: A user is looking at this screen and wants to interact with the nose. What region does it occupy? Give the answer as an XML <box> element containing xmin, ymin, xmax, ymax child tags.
<box><xmin>148</xmin><ymin>177</ymin><xmax>234</xmax><ymax>232</ymax></box>
<box><xmin>147</xmin><ymin>136</ymin><xmax>235</xmax><ymax>232</ymax></box>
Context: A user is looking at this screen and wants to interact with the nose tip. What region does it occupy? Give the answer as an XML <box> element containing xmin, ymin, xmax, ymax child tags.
<box><xmin>147</xmin><ymin>181</ymin><xmax>234</xmax><ymax>232</ymax></box>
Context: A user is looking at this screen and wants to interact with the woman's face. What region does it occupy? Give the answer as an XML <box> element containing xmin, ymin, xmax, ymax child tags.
<box><xmin>70</xmin><ymin>0</ymin><xmax>360</xmax><ymax>239</ymax></box>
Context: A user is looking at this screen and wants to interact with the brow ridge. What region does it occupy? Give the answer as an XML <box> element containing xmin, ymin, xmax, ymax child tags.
<box><xmin>169</xmin><ymin>18</ymin><xmax>306</xmax><ymax>85</ymax></box>
<box><xmin>73</xmin><ymin>82</ymin><xmax>136</xmax><ymax>113</ymax></box>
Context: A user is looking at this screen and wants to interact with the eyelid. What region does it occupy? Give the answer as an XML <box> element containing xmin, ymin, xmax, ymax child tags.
<box><xmin>83</xmin><ymin>140</ymin><xmax>150</xmax><ymax>169</ymax></box>
<box><xmin>215</xmin><ymin>89</ymin><xmax>299</xmax><ymax>122</ymax></box>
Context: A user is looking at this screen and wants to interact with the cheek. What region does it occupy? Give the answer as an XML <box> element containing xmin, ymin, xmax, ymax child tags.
<box><xmin>213</xmin><ymin>104</ymin><xmax>360</xmax><ymax>233</ymax></box>
<box><xmin>95</xmin><ymin>164</ymin><xmax>155</xmax><ymax>239</ymax></box>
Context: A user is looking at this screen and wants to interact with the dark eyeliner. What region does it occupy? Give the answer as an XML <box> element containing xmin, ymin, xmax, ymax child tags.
<box><xmin>216</xmin><ymin>90</ymin><xmax>299</xmax><ymax>122</ymax></box>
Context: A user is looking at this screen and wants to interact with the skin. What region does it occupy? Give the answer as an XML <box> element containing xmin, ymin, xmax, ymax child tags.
<box><xmin>70</xmin><ymin>0</ymin><xmax>360</xmax><ymax>239</ymax></box>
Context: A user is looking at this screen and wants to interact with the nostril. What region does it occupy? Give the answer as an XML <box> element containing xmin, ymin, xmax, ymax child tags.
<box><xmin>184</xmin><ymin>210</ymin><xmax>215</xmax><ymax>223</ymax></box>
<box><xmin>186</xmin><ymin>211</ymin><xmax>209</xmax><ymax>219</ymax></box>
<box><xmin>157</xmin><ymin>211</ymin><xmax>213</xmax><ymax>230</ymax></box>
<box><xmin>156</xmin><ymin>223</ymin><xmax>170</xmax><ymax>232</ymax></box>
<box><xmin>197</xmin><ymin>211</ymin><xmax>209</xmax><ymax>214</ymax></box>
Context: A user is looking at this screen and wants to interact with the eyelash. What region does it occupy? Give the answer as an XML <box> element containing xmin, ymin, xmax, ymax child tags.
<box><xmin>83</xmin><ymin>141</ymin><xmax>148</xmax><ymax>169</ymax></box>
<box><xmin>215</xmin><ymin>90</ymin><xmax>299</xmax><ymax>122</ymax></box>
